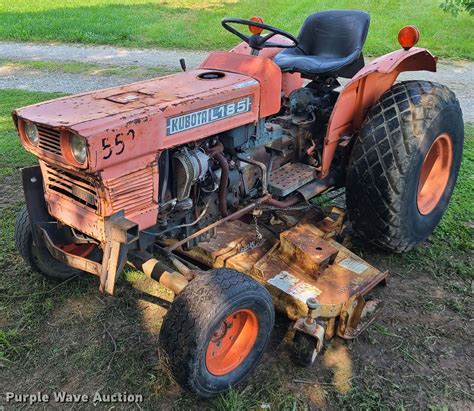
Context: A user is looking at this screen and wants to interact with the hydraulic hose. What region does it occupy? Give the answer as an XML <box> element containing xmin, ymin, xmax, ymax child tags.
<box><xmin>206</xmin><ymin>143</ymin><xmax>229</xmax><ymax>217</ymax></box>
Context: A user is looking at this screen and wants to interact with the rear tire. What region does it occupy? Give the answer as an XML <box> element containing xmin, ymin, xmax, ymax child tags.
<box><xmin>14</xmin><ymin>205</ymin><xmax>87</xmax><ymax>280</ymax></box>
<box><xmin>159</xmin><ymin>268</ymin><xmax>274</xmax><ymax>398</ymax></box>
<box><xmin>346</xmin><ymin>81</ymin><xmax>464</xmax><ymax>252</ymax></box>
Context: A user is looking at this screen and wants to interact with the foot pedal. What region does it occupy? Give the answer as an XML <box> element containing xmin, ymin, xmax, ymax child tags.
<box><xmin>268</xmin><ymin>163</ymin><xmax>316</xmax><ymax>196</ymax></box>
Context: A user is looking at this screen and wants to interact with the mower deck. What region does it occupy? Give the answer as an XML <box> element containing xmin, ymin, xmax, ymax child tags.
<box><xmin>170</xmin><ymin>207</ymin><xmax>388</xmax><ymax>340</ymax></box>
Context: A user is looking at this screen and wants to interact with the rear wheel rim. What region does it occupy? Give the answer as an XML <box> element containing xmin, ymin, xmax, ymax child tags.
<box><xmin>417</xmin><ymin>133</ymin><xmax>453</xmax><ymax>215</ymax></box>
<box><xmin>205</xmin><ymin>308</ymin><xmax>259</xmax><ymax>376</ymax></box>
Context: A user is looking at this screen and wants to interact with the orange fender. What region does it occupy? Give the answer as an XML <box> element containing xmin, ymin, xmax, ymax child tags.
<box><xmin>320</xmin><ymin>47</ymin><xmax>437</xmax><ymax>177</ymax></box>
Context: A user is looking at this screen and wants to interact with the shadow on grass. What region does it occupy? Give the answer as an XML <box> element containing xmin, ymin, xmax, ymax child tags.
<box><xmin>0</xmin><ymin>1</ymin><xmax>473</xmax><ymax>58</ymax></box>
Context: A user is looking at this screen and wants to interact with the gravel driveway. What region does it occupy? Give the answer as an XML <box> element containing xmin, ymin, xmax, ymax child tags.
<box><xmin>0</xmin><ymin>41</ymin><xmax>207</xmax><ymax>69</ymax></box>
<box><xmin>1</xmin><ymin>41</ymin><xmax>473</xmax><ymax>122</ymax></box>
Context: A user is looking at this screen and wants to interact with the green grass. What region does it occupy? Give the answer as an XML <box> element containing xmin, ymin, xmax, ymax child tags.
<box><xmin>0</xmin><ymin>90</ymin><xmax>63</xmax><ymax>177</ymax></box>
<box><xmin>1</xmin><ymin>89</ymin><xmax>473</xmax><ymax>409</ymax></box>
<box><xmin>0</xmin><ymin>59</ymin><xmax>172</xmax><ymax>78</ymax></box>
<box><xmin>0</xmin><ymin>0</ymin><xmax>473</xmax><ymax>59</ymax></box>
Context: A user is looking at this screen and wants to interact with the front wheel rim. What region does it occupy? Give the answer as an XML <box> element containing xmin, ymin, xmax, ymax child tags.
<box><xmin>417</xmin><ymin>133</ymin><xmax>453</xmax><ymax>215</ymax></box>
<box><xmin>58</xmin><ymin>243</ymin><xmax>95</xmax><ymax>257</ymax></box>
<box><xmin>205</xmin><ymin>308</ymin><xmax>259</xmax><ymax>376</ymax></box>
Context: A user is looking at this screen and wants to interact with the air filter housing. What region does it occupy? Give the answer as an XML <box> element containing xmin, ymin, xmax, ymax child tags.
<box><xmin>172</xmin><ymin>148</ymin><xmax>209</xmax><ymax>201</ymax></box>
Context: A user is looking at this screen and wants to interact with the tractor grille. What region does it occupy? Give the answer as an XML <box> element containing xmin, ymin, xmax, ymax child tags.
<box><xmin>38</xmin><ymin>125</ymin><xmax>62</xmax><ymax>156</ymax></box>
<box><xmin>107</xmin><ymin>166</ymin><xmax>156</xmax><ymax>215</ymax></box>
<box><xmin>42</xmin><ymin>163</ymin><xmax>98</xmax><ymax>210</ymax></box>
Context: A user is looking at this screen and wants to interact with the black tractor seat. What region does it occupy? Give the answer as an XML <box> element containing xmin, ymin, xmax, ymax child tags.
<box><xmin>274</xmin><ymin>10</ymin><xmax>370</xmax><ymax>79</ymax></box>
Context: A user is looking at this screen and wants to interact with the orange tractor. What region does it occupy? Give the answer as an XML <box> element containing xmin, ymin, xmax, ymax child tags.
<box><xmin>13</xmin><ymin>11</ymin><xmax>463</xmax><ymax>397</ymax></box>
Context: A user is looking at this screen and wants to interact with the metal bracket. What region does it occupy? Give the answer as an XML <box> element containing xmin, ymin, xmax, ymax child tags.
<box><xmin>39</xmin><ymin>228</ymin><xmax>102</xmax><ymax>276</ymax></box>
<box><xmin>338</xmin><ymin>295</ymin><xmax>385</xmax><ymax>339</ymax></box>
<box><xmin>21</xmin><ymin>166</ymin><xmax>55</xmax><ymax>244</ymax></box>
<box><xmin>33</xmin><ymin>204</ymin><xmax>138</xmax><ymax>296</ymax></box>
<box><xmin>294</xmin><ymin>318</ymin><xmax>326</xmax><ymax>354</ymax></box>
<box><xmin>99</xmin><ymin>212</ymin><xmax>139</xmax><ymax>295</ymax></box>
<box><xmin>294</xmin><ymin>297</ymin><xmax>326</xmax><ymax>354</ymax></box>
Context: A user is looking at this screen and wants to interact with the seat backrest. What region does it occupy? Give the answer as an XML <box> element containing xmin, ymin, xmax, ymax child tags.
<box><xmin>297</xmin><ymin>10</ymin><xmax>370</xmax><ymax>58</ymax></box>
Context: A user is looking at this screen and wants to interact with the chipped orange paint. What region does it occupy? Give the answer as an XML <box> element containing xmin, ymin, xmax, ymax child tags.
<box><xmin>13</xmin><ymin>51</ymin><xmax>286</xmax><ymax>237</ymax></box>
<box><xmin>14</xmin><ymin>69</ymin><xmax>261</xmax><ymax>172</ymax></box>
<box><xmin>200</xmin><ymin>52</ymin><xmax>281</xmax><ymax>117</ymax></box>
<box><xmin>320</xmin><ymin>47</ymin><xmax>437</xmax><ymax>177</ymax></box>
<box><xmin>173</xmin><ymin>212</ymin><xmax>388</xmax><ymax>335</ymax></box>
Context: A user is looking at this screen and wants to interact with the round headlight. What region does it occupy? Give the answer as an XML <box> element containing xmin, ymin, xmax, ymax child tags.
<box><xmin>70</xmin><ymin>134</ymin><xmax>87</xmax><ymax>164</ymax></box>
<box><xmin>24</xmin><ymin>122</ymin><xmax>39</xmax><ymax>146</ymax></box>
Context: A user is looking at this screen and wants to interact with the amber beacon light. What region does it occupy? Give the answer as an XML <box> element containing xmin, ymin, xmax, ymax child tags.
<box><xmin>248</xmin><ymin>16</ymin><xmax>264</xmax><ymax>35</ymax></box>
<box><xmin>398</xmin><ymin>25</ymin><xmax>420</xmax><ymax>50</ymax></box>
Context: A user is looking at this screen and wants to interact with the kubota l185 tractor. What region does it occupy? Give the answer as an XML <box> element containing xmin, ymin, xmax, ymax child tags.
<box><xmin>12</xmin><ymin>10</ymin><xmax>464</xmax><ymax>397</ymax></box>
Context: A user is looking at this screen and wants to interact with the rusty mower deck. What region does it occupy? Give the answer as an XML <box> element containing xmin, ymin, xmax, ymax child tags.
<box><xmin>165</xmin><ymin>206</ymin><xmax>388</xmax><ymax>353</ymax></box>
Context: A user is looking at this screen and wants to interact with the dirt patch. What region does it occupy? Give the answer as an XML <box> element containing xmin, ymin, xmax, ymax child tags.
<box><xmin>322</xmin><ymin>341</ymin><xmax>353</xmax><ymax>395</ymax></box>
<box><xmin>0</xmin><ymin>41</ymin><xmax>208</xmax><ymax>71</ymax></box>
<box><xmin>0</xmin><ymin>67</ymin><xmax>147</xmax><ymax>95</ymax></box>
<box><xmin>339</xmin><ymin>248</ymin><xmax>474</xmax><ymax>408</ymax></box>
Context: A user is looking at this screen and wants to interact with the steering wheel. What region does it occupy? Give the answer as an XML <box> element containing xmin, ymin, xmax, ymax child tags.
<box><xmin>221</xmin><ymin>17</ymin><xmax>298</xmax><ymax>53</ymax></box>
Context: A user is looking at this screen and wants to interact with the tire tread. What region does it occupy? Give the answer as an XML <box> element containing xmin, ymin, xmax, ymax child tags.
<box><xmin>346</xmin><ymin>81</ymin><xmax>460</xmax><ymax>252</ymax></box>
<box><xmin>159</xmin><ymin>268</ymin><xmax>274</xmax><ymax>397</ymax></box>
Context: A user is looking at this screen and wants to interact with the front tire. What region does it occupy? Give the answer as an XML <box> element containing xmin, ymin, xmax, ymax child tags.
<box><xmin>346</xmin><ymin>81</ymin><xmax>464</xmax><ymax>252</ymax></box>
<box><xmin>14</xmin><ymin>205</ymin><xmax>91</xmax><ymax>280</ymax></box>
<box><xmin>159</xmin><ymin>268</ymin><xmax>274</xmax><ymax>398</ymax></box>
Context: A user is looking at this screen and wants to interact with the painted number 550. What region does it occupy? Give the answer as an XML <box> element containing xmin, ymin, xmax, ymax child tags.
<box><xmin>102</xmin><ymin>129</ymin><xmax>135</xmax><ymax>160</ymax></box>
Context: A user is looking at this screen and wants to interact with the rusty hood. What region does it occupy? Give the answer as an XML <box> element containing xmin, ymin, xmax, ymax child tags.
<box><xmin>14</xmin><ymin>68</ymin><xmax>259</xmax><ymax>131</ymax></box>
<box><xmin>13</xmin><ymin>67</ymin><xmax>263</xmax><ymax>172</ymax></box>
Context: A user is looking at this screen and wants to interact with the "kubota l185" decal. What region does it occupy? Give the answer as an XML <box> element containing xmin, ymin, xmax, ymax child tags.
<box><xmin>166</xmin><ymin>96</ymin><xmax>252</xmax><ymax>136</ymax></box>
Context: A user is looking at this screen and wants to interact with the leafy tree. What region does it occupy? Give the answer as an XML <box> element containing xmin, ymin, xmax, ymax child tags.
<box><xmin>440</xmin><ymin>0</ymin><xmax>474</xmax><ymax>15</ymax></box>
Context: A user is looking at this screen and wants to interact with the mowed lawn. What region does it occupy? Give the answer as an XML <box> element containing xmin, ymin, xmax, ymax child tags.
<box><xmin>1</xmin><ymin>0</ymin><xmax>473</xmax><ymax>59</ymax></box>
